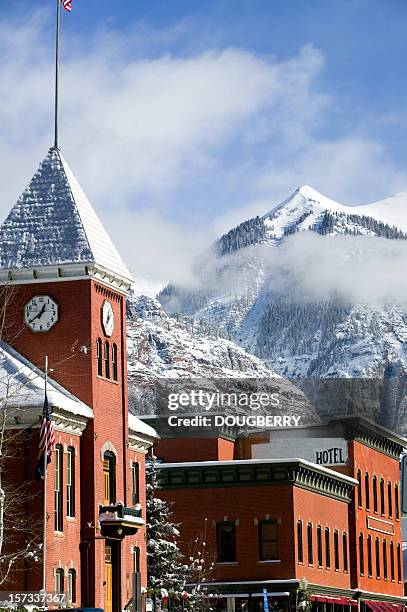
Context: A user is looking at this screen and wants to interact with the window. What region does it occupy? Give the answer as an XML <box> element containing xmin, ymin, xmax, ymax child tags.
<box><xmin>357</xmin><ymin>470</ymin><xmax>362</xmax><ymax>507</ymax></box>
<box><xmin>317</xmin><ymin>526</ymin><xmax>323</xmax><ymax>567</ymax></box>
<box><xmin>359</xmin><ymin>533</ymin><xmax>364</xmax><ymax>575</ymax></box>
<box><xmin>334</xmin><ymin>530</ymin><xmax>340</xmax><ymax>570</ymax></box>
<box><xmin>367</xmin><ymin>535</ymin><xmax>372</xmax><ymax>576</ymax></box>
<box><xmin>397</xmin><ymin>543</ymin><xmax>402</xmax><ymax>582</ymax></box>
<box><xmin>390</xmin><ymin>542</ymin><xmax>395</xmax><ymax>581</ymax></box>
<box><xmin>380</xmin><ymin>479</ymin><xmax>385</xmax><ymax>515</ymax></box>
<box><xmin>55</xmin><ymin>568</ymin><xmax>64</xmax><ymax>596</ymax></box>
<box><xmin>132</xmin><ymin>462</ymin><xmax>140</xmax><ymax>505</ymax></box>
<box><xmin>343</xmin><ymin>533</ymin><xmax>348</xmax><ymax>573</ymax></box>
<box><xmin>325</xmin><ymin>528</ymin><xmax>330</xmax><ymax>568</ymax></box>
<box><xmin>112</xmin><ymin>344</ymin><xmax>118</xmax><ymax>381</ymax></box>
<box><xmin>216</xmin><ymin>521</ymin><xmax>236</xmax><ymax>563</ymax></box>
<box><xmin>68</xmin><ymin>569</ymin><xmax>76</xmax><ymax>604</ymax></box>
<box><xmin>307</xmin><ymin>523</ymin><xmax>313</xmax><ymax>565</ymax></box>
<box><xmin>383</xmin><ymin>540</ymin><xmax>387</xmax><ymax>580</ymax></box>
<box><xmin>103</xmin><ymin>451</ymin><xmax>116</xmax><ymax>505</ymax></box>
<box><xmin>375</xmin><ymin>537</ymin><xmax>380</xmax><ymax>578</ymax></box>
<box><xmin>395</xmin><ymin>484</ymin><xmax>400</xmax><ymax>519</ymax></box>
<box><xmin>134</xmin><ymin>547</ymin><xmax>140</xmax><ymax>574</ymax></box>
<box><xmin>54</xmin><ymin>445</ymin><xmax>63</xmax><ymax>532</ymax></box>
<box><xmin>297</xmin><ymin>521</ymin><xmax>303</xmax><ymax>563</ymax></box>
<box><xmin>388</xmin><ymin>482</ymin><xmax>393</xmax><ymax>517</ymax></box>
<box><xmin>373</xmin><ymin>476</ymin><xmax>378</xmax><ymax>513</ymax></box>
<box><xmin>104</xmin><ymin>341</ymin><xmax>110</xmax><ymax>379</ymax></box>
<box><xmin>365</xmin><ymin>473</ymin><xmax>370</xmax><ymax>509</ymax></box>
<box><xmin>259</xmin><ymin>520</ymin><xmax>278</xmax><ymax>561</ymax></box>
<box><xmin>67</xmin><ymin>446</ymin><xmax>75</xmax><ymax>518</ymax></box>
<box><xmin>97</xmin><ymin>338</ymin><xmax>103</xmax><ymax>376</ymax></box>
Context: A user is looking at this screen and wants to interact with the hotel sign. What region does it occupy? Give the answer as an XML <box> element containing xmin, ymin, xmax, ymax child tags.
<box><xmin>252</xmin><ymin>438</ymin><xmax>349</xmax><ymax>467</ymax></box>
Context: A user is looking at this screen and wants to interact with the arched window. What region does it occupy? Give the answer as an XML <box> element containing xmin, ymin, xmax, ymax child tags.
<box><xmin>375</xmin><ymin>537</ymin><xmax>380</xmax><ymax>578</ymax></box>
<box><xmin>390</xmin><ymin>541</ymin><xmax>395</xmax><ymax>581</ymax></box>
<box><xmin>334</xmin><ymin>530</ymin><xmax>340</xmax><ymax>570</ymax></box>
<box><xmin>388</xmin><ymin>482</ymin><xmax>393</xmax><ymax>517</ymax></box>
<box><xmin>112</xmin><ymin>343</ymin><xmax>118</xmax><ymax>381</ymax></box>
<box><xmin>67</xmin><ymin>446</ymin><xmax>75</xmax><ymax>518</ymax></box>
<box><xmin>397</xmin><ymin>543</ymin><xmax>402</xmax><ymax>582</ymax></box>
<box><xmin>297</xmin><ymin>521</ymin><xmax>303</xmax><ymax>563</ymax></box>
<box><xmin>68</xmin><ymin>569</ymin><xmax>76</xmax><ymax>604</ymax></box>
<box><xmin>317</xmin><ymin>526</ymin><xmax>323</xmax><ymax>567</ymax></box>
<box><xmin>367</xmin><ymin>535</ymin><xmax>372</xmax><ymax>576</ymax></box>
<box><xmin>55</xmin><ymin>568</ymin><xmax>64</xmax><ymax>596</ymax></box>
<box><xmin>343</xmin><ymin>532</ymin><xmax>348</xmax><ymax>573</ymax></box>
<box><xmin>97</xmin><ymin>338</ymin><xmax>103</xmax><ymax>376</ymax></box>
<box><xmin>383</xmin><ymin>540</ymin><xmax>387</xmax><ymax>580</ymax></box>
<box><xmin>359</xmin><ymin>533</ymin><xmax>364</xmax><ymax>575</ymax></box>
<box><xmin>373</xmin><ymin>476</ymin><xmax>378</xmax><ymax>513</ymax></box>
<box><xmin>54</xmin><ymin>444</ymin><xmax>63</xmax><ymax>532</ymax></box>
<box><xmin>104</xmin><ymin>341</ymin><xmax>110</xmax><ymax>379</ymax></box>
<box><xmin>365</xmin><ymin>473</ymin><xmax>370</xmax><ymax>509</ymax></box>
<box><xmin>357</xmin><ymin>470</ymin><xmax>362</xmax><ymax>507</ymax></box>
<box><xmin>103</xmin><ymin>451</ymin><xmax>116</xmax><ymax>505</ymax></box>
<box><xmin>380</xmin><ymin>478</ymin><xmax>385</xmax><ymax>515</ymax></box>
<box><xmin>325</xmin><ymin>528</ymin><xmax>330</xmax><ymax>568</ymax></box>
<box><xmin>134</xmin><ymin>547</ymin><xmax>140</xmax><ymax>574</ymax></box>
<box><xmin>395</xmin><ymin>484</ymin><xmax>400</xmax><ymax>519</ymax></box>
<box><xmin>307</xmin><ymin>523</ymin><xmax>313</xmax><ymax>565</ymax></box>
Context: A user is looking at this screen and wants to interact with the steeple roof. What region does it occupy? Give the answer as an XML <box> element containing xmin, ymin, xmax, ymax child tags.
<box><xmin>0</xmin><ymin>147</ymin><xmax>133</xmax><ymax>290</ymax></box>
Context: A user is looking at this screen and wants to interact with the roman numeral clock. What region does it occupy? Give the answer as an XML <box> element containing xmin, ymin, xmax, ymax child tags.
<box><xmin>24</xmin><ymin>295</ymin><xmax>59</xmax><ymax>332</ymax></box>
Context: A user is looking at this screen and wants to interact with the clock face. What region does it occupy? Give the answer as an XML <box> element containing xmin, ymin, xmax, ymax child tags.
<box><xmin>102</xmin><ymin>300</ymin><xmax>114</xmax><ymax>337</ymax></box>
<box><xmin>24</xmin><ymin>295</ymin><xmax>59</xmax><ymax>332</ymax></box>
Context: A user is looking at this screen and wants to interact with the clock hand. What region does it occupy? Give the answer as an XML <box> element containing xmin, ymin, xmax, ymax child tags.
<box><xmin>29</xmin><ymin>304</ymin><xmax>46</xmax><ymax>324</ymax></box>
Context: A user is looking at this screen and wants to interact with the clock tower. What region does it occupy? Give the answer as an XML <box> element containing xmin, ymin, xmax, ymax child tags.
<box><xmin>0</xmin><ymin>147</ymin><xmax>153</xmax><ymax>610</ymax></box>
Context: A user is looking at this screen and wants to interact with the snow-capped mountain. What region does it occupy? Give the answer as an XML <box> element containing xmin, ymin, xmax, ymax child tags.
<box><xmin>126</xmin><ymin>295</ymin><xmax>318</xmax><ymax>424</ymax></box>
<box><xmin>158</xmin><ymin>185</ymin><xmax>407</xmax><ymax>433</ymax></box>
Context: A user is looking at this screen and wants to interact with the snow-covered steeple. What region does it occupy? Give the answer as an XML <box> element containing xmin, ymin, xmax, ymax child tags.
<box><xmin>0</xmin><ymin>147</ymin><xmax>133</xmax><ymax>291</ymax></box>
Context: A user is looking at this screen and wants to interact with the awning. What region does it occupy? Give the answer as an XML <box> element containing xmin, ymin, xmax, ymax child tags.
<box><xmin>311</xmin><ymin>595</ymin><xmax>358</xmax><ymax>607</ymax></box>
<box><xmin>364</xmin><ymin>602</ymin><xmax>405</xmax><ymax>612</ymax></box>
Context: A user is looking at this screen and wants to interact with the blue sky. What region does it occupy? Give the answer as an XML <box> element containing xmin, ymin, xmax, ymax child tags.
<box><xmin>1</xmin><ymin>0</ymin><xmax>407</xmax><ymax>288</ymax></box>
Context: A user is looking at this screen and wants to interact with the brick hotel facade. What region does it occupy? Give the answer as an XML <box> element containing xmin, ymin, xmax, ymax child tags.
<box><xmin>155</xmin><ymin>417</ymin><xmax>407</xmax><ymax>611</ymax></box>
<box><xmin>0</xmin><ymin>148</ymin><xmax>157</xmax><ymax>611</ymax></box>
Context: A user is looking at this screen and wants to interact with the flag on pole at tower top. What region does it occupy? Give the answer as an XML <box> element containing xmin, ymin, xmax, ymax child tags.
<box><xmin>63</xmin><ymin>0</ymin><xmax>72</xmax><ymax>12</ymax></box>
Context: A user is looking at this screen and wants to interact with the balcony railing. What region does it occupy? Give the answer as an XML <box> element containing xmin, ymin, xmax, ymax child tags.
<box><xmin>99</xmin><ymin>502</ymin><xmax>144</xmax><ymax>538</ymax></box>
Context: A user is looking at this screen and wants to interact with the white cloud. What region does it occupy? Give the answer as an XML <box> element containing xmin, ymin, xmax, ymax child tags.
<box><xmin>0</xmin><ymin>11</ymin><xmax>406</xmax><ymax>291</ymax></box>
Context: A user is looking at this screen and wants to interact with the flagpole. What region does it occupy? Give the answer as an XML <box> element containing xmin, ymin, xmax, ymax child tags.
<box><xmin>54</xmin><ymin>0</ymin><xmax>61</xmax><ymax>149</ymax></box>
<box><xmin>42</xmin><ymin>355</ymin><xmax>48</xmax><ymax>594</ymax></box>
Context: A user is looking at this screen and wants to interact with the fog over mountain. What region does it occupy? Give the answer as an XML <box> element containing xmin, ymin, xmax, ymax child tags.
<box><xmin>157</xmin><ymin>185</ymin><xmax>407</xmax><ymax>433</ymax></box>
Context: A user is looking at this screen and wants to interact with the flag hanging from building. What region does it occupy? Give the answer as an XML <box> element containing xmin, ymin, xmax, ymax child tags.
<box><xmin>63</xmin><ymin>0</ymin><xmax>72</xmax><ymax>12</ymax></box>
<box><xmin>35</xmin><ymin>393</ymin><xmax>56</xmax><ymax>480</ymax></box>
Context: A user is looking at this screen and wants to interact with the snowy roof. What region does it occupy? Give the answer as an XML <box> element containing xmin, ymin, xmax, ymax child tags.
<box><xmin>128</xmin><ymin>413</ymin><xmax>158</xmax><ymax>439</ymax></box>
<box><xmin>0</xmin><ymin>341</ymin><xmax>93</xmax><ymax>419</ymax></box>
<box><xmin>0</xmin><ymin>147</ymin><xmax>133</xmax><ymax>290</ymax></box>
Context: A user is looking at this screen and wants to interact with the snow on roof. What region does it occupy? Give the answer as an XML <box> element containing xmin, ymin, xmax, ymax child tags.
<box><xmin>128</xmin><ymin>413</ymin><xmax>158</xmax><ymax>439</ymax></box>
<box><xmin>0</xmin><ymin>147</ymin><xmax>132</xmax><ymax>283</ymax></box>
<box><xmin>0</xmin><ymin>341</ymin><xmax>93</xmax><ymax>418</ymax></box>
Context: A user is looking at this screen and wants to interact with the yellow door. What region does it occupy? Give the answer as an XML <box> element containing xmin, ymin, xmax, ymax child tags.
<box><xmin>105</xmin><ymin>545</ymin><xmax>113</xmax><ymax>612</ymax></box>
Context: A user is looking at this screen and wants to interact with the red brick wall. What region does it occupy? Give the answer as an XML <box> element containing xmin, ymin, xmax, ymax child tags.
<box><xmin>156</xmin><ymin>437</ymin><xmax>235</xmax><ymax>462</ymax></box>
<box><xmin>160</xmin><ymin>482</ymin><xmax>352</xmax><ymax>590</ymax></box>
<box><xmin>293</xmin><ymin>487</ymin><xmax>351</xmax><ymax>589</ymax></box>
<box><xmin>3</xmin><ymin>280</ymin><xmax>148</xmax><ymax>608</ymax></box>
<box><xmin>347</xmin><ymin>440</ymin><xmax>403</xmax><ymax>596</ymax></box>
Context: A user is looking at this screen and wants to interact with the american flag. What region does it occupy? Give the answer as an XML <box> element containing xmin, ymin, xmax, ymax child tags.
<box><xmin>62</xmin><ymin>0</ymin><xmax>72</xmax><ymax>12</ymax></box>
<box><xmin>36</xmin><ymin>394</ymin><xmax>55</xmax><ymax>480</ymax></box>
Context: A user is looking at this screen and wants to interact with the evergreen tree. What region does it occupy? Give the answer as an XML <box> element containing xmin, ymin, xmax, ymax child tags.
<box><xmin>146</xmin><ymin>454</ymin><xmax>189</xmax><ymax>596</ymax></box>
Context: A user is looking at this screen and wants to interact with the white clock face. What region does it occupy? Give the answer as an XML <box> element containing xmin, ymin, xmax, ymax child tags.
<box><xmin>102</xmin><ymin>300</ymin><xmax>114</xmax><ymax>337</ymax></box>
<box><xmin>24</xmin><ymin>295</ymin><xmax>59</xmax><ymax>332</ymax></box>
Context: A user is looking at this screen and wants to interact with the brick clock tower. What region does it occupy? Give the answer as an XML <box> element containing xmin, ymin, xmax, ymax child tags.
<box><xmin>0</xmin><ymin>148</ymin><xmax>155</xmax><ymax>610</ymax></box>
